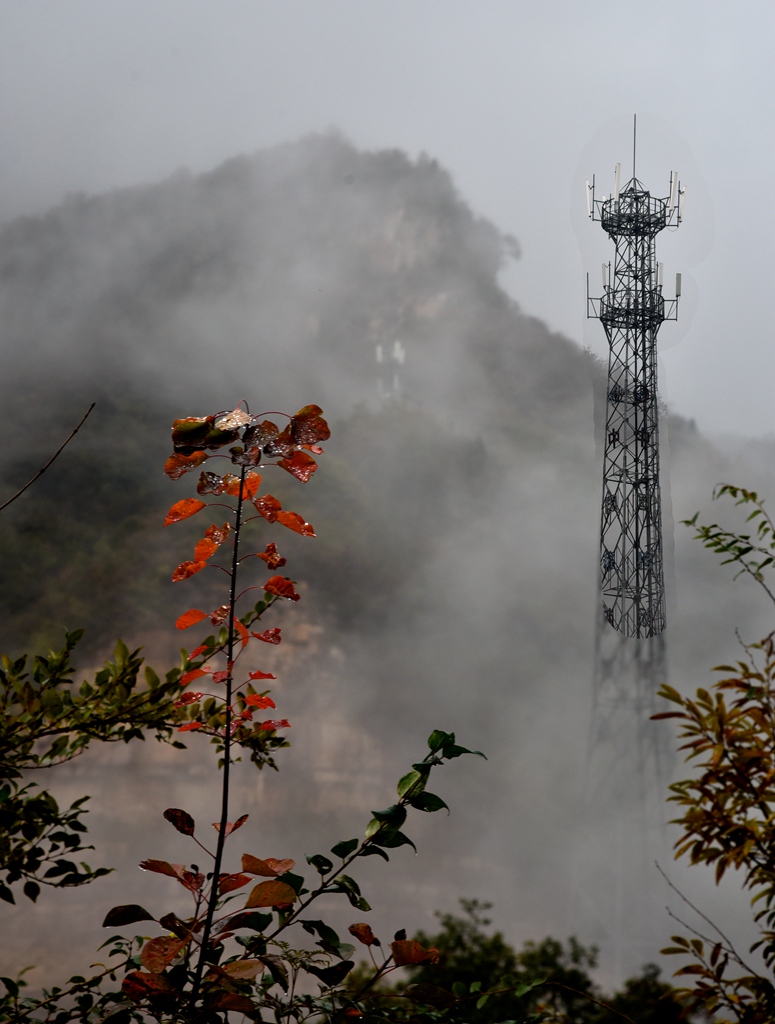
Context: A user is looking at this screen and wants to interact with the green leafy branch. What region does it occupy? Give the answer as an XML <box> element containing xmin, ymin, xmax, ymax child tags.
<box><xmin>683</xmin><ymin>484</ymin><xmax>775</xmax><ymax>606</ymax></box>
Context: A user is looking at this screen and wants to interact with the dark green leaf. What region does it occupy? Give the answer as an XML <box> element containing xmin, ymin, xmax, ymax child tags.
<box><xmin>407</xmin><ymin>792</ymin><xmax>449</xmax><ymax>813</ymax></box>
<box><xmin>331</xmin><ymin>838</ymin><xmax>359</xmax><ymax>859</ymax></box>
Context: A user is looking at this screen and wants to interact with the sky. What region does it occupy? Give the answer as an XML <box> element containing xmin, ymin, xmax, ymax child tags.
<box><xmin>0</xmin><ymin>1</ymin><xmax>772</xmax><ymax>437</ymax></box>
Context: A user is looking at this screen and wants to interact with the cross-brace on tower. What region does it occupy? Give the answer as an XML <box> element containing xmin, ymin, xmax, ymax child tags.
<box><xmin>586</xmin><ymin>156</ymin><xmax>683</xmax><ymax>638</ymax></box>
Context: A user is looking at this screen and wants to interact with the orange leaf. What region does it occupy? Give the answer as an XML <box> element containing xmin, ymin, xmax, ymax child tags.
<box><xmin>164</xmin><ymin>452</ymin><xmax>208</xmax><ymax>480</ymax></box>
<box><xmin>244</xmin><ymin>879</ymin><xmax>298</xmax><ymax>908</ymax></box>
<box><xmin>122</xmin><ymin>971</ymin><xmax>175</xmax><ymax>1002</ymax></box>
<box><xmin>241</xmin><ymin>854</ymin><xmax>295</xmax><ymax>877</ymax></box>
<box><xmin>164</xmin><ymin>498</ymin><xmax>207</xmax><ymax>526</ymax></box>
<box><xmin>225</xmin><ymin>474</ymin><xmax>242</xmax><ymax>496</ymax></box>
<box><xmin>245</xmin><ymin>694</ymin><xmax>276</xmax><ymax>709</ymax></box>
<box><xmin>180</xmin><ymin>668</ymin><xmax>208</xmax><ymax>686</ymax></box>
<box><xmin>176</xmin><ymin>609</ymin><xmax>207</xmax><ymax>630</ymax></box>
<box><xmin>264</xmin><ymin>576</ymin><xmax>301</xmax><ymax>602</ymax></box>
<box><xmin>212</xmin><ymin>813</ymin><xmax>249</xmax><ymax>836</ymax></box>
<box><xmin>278</xmin><ymin>449</ymin><xmax>318</xmax><ymax>483</ymax></box>
<box><xmin>256</xmin><ymin>542</ymin><xmax>287</xmax><ymax>569</ymax></box>
<box><xmin>289</xmin><ymin>405</ymin><xmax>330</xmax><ymax>444</ymax></box>
<box><xmin>276</xmin><ymin>510</ymin><xmax>315</xmax><ymax>537</ymax></box>
<box><xmin>218</xmin><ymin>872</ymin><xmax>252</xmax><ymax>895</ymax></box>
<box><xmin>349</xmin><ymin>923</ymin><xmax>378</xmax><ymax>946</ymax></box>
<box><xmin>178</xmin><ymin>722</ymin><xmax>203</xmax><ymax>732</ymax></box>
<box><xmin>172</xmin><ymin>560</ymin><xmax>207</xmax><ymax>582</ymax></box>
<box><xmin>220</xmin><ymin>959</ymin><xmax>264</xmax><ymax>981</ymax></box>
<box><xmin>194</xmin><ymin>538</ymin><xmax>218</xmax><ymax>562</ymax></box>
<box><xmin>243</xmin><ymin>471</ymin><xmax>262</xmax><ymax>499</ymax></box>
<box><xmin>140</xmin><ymin>936</ymin><xmax>187</xmax><ymax>972</ymax></box>
<box><xmin>248</xmin><ymin>670</ymin><xmax>276</xmax><ymax>681</ymax></box>
<box><xmin>139</xmin><ymin>859</ymin><xmax>184</xmax><ymax>878</ymax></box>
<box><xmin>234</xmin><ymin>618</ymin><xmax>249</xmax><ymax>648</ymax></box>
<box><xmin>390</xmin><ymin>940</ymin><xmax>440</xmax><ymax>966</ymax></box>
<box><xmin>254</xmin><ymin>494</ymin><xmax>281</xmax><ymax>522</ymax></box>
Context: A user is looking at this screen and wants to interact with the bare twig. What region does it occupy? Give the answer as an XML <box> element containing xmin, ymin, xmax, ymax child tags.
<box><xmin>0</xmin><ymin>402</ymin><xmax>95</xmax><ymax>513</ymax></box>
<box><xmin>657</xmin><ymin>862</ymin><xmax>759</xmax><ymax>976</ymax></box>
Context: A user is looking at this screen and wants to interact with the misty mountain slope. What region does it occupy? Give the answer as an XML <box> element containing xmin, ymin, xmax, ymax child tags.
<box><xmin>0</xmin><ymin>133</ymin><xmax>589</xmax><ymax>431</ymax></box>
<box><xmin>2</xmin><ymin>135</ymin><xmax>774</xmax><ymax>984</ymax></box>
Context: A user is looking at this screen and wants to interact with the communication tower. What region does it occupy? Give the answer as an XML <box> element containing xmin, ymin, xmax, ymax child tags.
<box><xmin>586</xmin><ymin>132</ymin><xmax>684</xmax><ymax>638</ymax></box>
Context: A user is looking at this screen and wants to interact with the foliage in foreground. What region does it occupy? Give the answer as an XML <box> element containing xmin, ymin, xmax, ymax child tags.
<box><xmin>653</xmin><ymin>484</ymin><xmax>775</xmax><ymax>1021</ymax></box>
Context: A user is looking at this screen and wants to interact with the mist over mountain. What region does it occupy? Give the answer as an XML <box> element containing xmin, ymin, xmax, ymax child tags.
<box><xmin>1</xmin><ymin>134</ymin><xmax>771</xmax><ymax>986</ymax></box>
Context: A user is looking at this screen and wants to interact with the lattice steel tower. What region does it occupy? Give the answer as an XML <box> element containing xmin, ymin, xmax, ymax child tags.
<box><xmin>586</xmin><ymin>141</ymin><xmax>683</xmax><ymax>638</ymax></box>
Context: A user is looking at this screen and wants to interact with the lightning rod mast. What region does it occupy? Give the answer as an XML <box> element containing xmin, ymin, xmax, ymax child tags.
<box><xmin>585</xmin><ymin>124</ymin><xmax>684</xmax><ymax>638</ymax></box>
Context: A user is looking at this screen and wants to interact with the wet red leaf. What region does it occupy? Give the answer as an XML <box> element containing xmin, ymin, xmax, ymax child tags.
<box><xmin>241</xmin><ymin>854</ymin><xmax>295</xmax><ymax>877</ymax></box>
<box><xmin>164</xmin><ymin>498</ymin><xmax>207</xmax><ymax>526</ymax></box>
<box><xmin>290</xmin><ymin>405</ymin><xmax>330</xmax><ymax>445</ymax></box>
<box><xmin>224</xmin><ymin>474</ymin><xmax>242</xmax><ymax>496</ymax></box>
<box><xmin>264</xmin><ymin>423</ymin><xmax>295</xmax><ymax>458</ymax></box>
<box><xmin>172</xmin><ymin>560</ymin><xmax>207</xmax><ymax>582</ymax></box>
<box><xmin>244</xmin><ymin>879</ymin><xmax>298</xmax><ymax>908</ymax></box>
<box><xmin>176</xmin><ymin>609</ymin><xmax>207</xmax><ymax>630</ymax></box>
<box><xmin>252</xmin><ymin>419</ymin><xmax>280</xmax><ymax>442</ymax></box>
<box><xmin>189</xmin><ymin>644</ymin><xmax>210</xmax><ymax>658</ymax></box>
<box><xmin>164</xmin><ymin>452</ymin><xmax>208</xmax><ymax>480</ymax></box>
<box><xmin>252</xmin><ymin>627</ymin><xmax>282</xmax><ymax>644</ymax></box>
<box><xmin>214</xmin><ymin>407</ymin><xmax>252</xmax><ymax>431</ymax></box>
<box><xmin>197</xmin><ymin>471</ymin><xmax>227</xmax><ymax>496</ymax></box>
<box><xmin>163</xmin><ymin>808</ymin><xmax>195</xmax><ymax>836</ymax></box>
<box><xmin>178</xmin><ymin>722</ymin><xmax>203</xmax><ymax>732</ymax></box>
<box><xmin>218</xmin><ymin>872</ymin><xmax>252</xmax><ymax>895</ymax></box>
<box><xmin>276</xmin><ymin>510</ymin><xmax>315</xmax><ymax>537</ymax></box>
<box><xmin>245</xmin><ymin>694</ymin><xmax>276</xmax><ymax>708</ymax></box>
<box><xmin>210</xmin><ymin>604</ymin><xmax>230</xmax><ymax>625</ymax></box>
<box><xmin>122</xmin><ymin>970</ymin><xmax>175</xmax><ymax>1002</ymax></box>
<box><xmin>212</xmin><ymin>670</ymin><xmax>230</xmax><ymax>684</ymax></box>
<box><xmin>349</xmin><ymin>923</ymin><xmax>378</xmax><ymax>946</ymax></box>
<box><xmin>243</xmin><ymin>471</ymin><xmax>262</xmax><ymax>499</ymax></box>
<box><xmin>256</xmin><ymin>543</ymin><xmax>286</xmax><ymax>570</ymax></box>
<box><xmin>174</xmin><ymin>692</ymin><xmax>203</xmax><ymax>708</ymax></box>
<box><xmin>194</xmin><ymin>538</ymin><xmax>218</xmax><ymax>562</ymax></box>
<box><xmin>390</xmin><ymin>940</ymin><xmax>440</xmax><ymax>966</ymax></box>
<box><xmin>206</xmin><ymin>522</ymin><xmax>231</xmax><ymax>543</ymax></box>
<box><xmin>278</xmin><ymin>450</ymin><xmax>318</xmax><ymax>483</ymax></box>
<box><xmin>248</xmin><ymin>670</ymin><xmax>276</xmax><ymax>682</ymax></box>
<box><xmin>140</xmin><ymin>935</ymin><xmax>187</xmax><ymax>973</ymax></box>
<box><xmin>254</xmin><ymin>494</ymin><xmax>281</xmax><ymax>522</ymax></box>
<box><xmin>264</xmin><ymin>576</ymin><xmax>301</xmax><ymax>602</ymax></box>
<box><xmin>258</xmin><ymin>719</ymin><xmax>290</xmax><ymax>732</ymax></box>
<box><xmin>171</xmin><ymin>415</ymin><xmax>240</xmax><ymax>454</ymax></box>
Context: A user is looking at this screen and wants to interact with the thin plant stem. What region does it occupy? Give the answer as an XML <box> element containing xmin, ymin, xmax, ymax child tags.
<box><xmin>189</xmin><ymin>463</ymin><xmax>246</xmax><ymax>1007</ymax></box>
